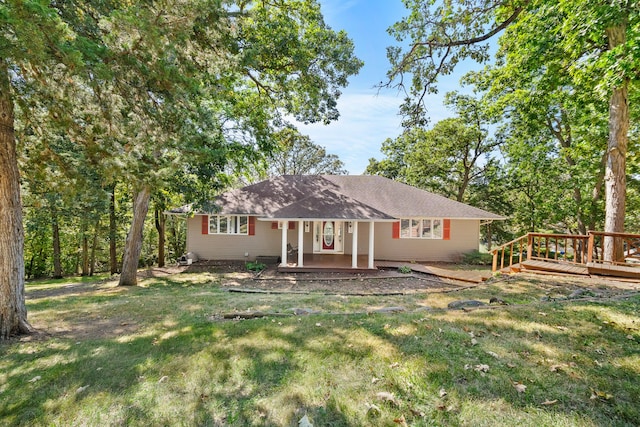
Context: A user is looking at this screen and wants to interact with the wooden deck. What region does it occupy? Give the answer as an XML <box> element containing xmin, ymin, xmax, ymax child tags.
<box><xmin>586</xmin><ymin>262</ymin><xmax>640</xmax><ymax>279</ymax></box>
<box><xmin>501</xmin><ymin>259</ymin><xmax>640</xmax><ymax>280</ymax></box>
<box><xmin>521</xmin><ymin>260</ymin><xmax>589</xmax><ymax>275</ymax></box>
<box><xmin>492</xmin><ymin>231</ymin><xmax>640</xmax><ymax>281</ymax></box>
<box><xmin>279</xmin><ymin>250</ymin><xmax>640</xmax><ymax>281</ymax></box>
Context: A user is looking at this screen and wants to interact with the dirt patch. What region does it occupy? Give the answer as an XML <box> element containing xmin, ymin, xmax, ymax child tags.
<box><xmin>20</xmin><ymin>262</ymin><xmax>640</xmax><ymax>342</ymax></box>
<box><xmin>223</xmin><ymin>269</ymin><xmax>463</xmax><ymax>294</ymax></box>
<box><xmin>190</xmin><ymin>261</ymin><xmax>467</xmax><ymax>294</ymax></box>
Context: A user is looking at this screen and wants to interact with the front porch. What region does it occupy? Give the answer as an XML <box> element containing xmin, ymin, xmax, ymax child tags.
<box><xmin>278</xmin><ymin>254</ymin><xmax>376</xmax><ymax>273</ymax></box>
<box><xmin>274</xmin><ymin>219</ymin><xmax>378</xmax><ymax>270</ymax></box>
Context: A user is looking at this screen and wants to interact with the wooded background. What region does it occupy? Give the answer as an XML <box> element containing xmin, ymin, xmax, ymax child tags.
<box><xmin>1</xmin><ymin>0</ymin><xmax>638</xmax><ymax>338</ymax></box>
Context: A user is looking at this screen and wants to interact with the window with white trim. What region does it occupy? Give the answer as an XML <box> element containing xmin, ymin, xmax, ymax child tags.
<box><xmin>400</xmin><ymin>218</ymin><xmax>443</xmax><ymax>239</ymax></box>
<box><xmin>209</xmin><ymin>215</ymin><xmax>248</xmax><ymax>235</ymax></box>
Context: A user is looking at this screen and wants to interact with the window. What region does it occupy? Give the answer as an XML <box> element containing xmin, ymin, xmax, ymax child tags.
<box><xmin>400</xmin><ymin>218</ymin><xmax>443</xmax><ymax>239</ymax></box>
<box><xmin>209</xmin><ymin>215</ymin><xmax>249</xmax><ymax>235</ymax></box>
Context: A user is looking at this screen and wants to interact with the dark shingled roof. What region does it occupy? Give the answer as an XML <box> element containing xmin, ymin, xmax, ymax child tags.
<box><xmin>207</xmin><ymin>175</ymin><xmax>504</xmax><ymax>220</ymax></box>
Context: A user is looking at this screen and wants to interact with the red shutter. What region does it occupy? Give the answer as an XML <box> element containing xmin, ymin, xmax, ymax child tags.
<box><xmin>248</xmin><ymin>216</ymin><xmax>256</xmax><ymax>236</ymax></box>
<box><xmin>271</xmin><ymin>221</ymin><xmax>278</xmax><ymax>229</ymax></box>
<box><xmin>392</xmin><ymin>221</ymin><xmax>400</xmax><ymax>239</ymax></box>
<box><xmin>443</xmin><ymin>219</ymin><xmax>451</xmax><ymax>240</ymax></box>
<box><xmin>288</xmin><ymin>221</ymin><xmax>295</xmax><ymax>230</ymax></box>
<box><xmin>201</xmin><ymin>215</ymin><xmax>209</xmax><ymax>234</ymax></box>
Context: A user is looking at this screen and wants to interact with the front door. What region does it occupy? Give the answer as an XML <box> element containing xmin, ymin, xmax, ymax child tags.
<box><xmin>313</xmin><ymin>221</ymin><xmax>343</xmax><ymax>253</ymax></box>
<box><xmin>322</xmin><ymin>221</ymin><xmax>335</xmax><ymax>250</ymax></box>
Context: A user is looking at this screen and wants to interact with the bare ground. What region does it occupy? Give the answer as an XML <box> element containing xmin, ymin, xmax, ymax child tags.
<box><xmin>21</xmin><ymin>261</ymin><xmax>639</xmax><ymax>342</ymax></box>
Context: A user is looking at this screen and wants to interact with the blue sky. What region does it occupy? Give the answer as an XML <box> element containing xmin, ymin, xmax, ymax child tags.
<box><xmin>296</xmin><ymin>0</ymin><xmax>483</xmax><ymax>174</ymax></box>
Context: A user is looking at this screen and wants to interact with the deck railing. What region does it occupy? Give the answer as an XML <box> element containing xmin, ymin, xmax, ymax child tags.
<box><xmin>491</xmin><ymin>233</ymin><xmax>589</xmax><ymax>272</ymax></box>
<box><xmin>491</xmin><ymin>234</ymin><xmax>528</xmax><ymax>272</ymax></box>
<box><xmin>587</xmin><ymin>231</ymin><xmax>640</xmax><ymax>266</ymax></box>
<box><xmin>491</xmin><ymin>231</ymin><xmax>640</xmax><ymax>277</ymax></box>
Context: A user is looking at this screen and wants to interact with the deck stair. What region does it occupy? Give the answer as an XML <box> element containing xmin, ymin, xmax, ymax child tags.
<box><xmin>492</xmin><ymin>231</ymin><xmax>640</xmax><ymax>280</ymax></box>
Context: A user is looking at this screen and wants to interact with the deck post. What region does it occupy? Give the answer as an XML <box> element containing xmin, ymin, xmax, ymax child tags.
<box><xmin>368</xmin><ymin>221</ymin><xmax>375</xmax><ymax>269</ymax></box>
<box><xmin>298</xmin><ymin>220</ymin><xmax>304</xmax><ymax>267</ymax></box>
<box><xmin>352</xmin><ymin>221</ymin><xmax>358</xmax><ymax>268</ymax></box>
<box><xmin>280</xmin><ymin>221</ymin><xmax>288</xmax><ymax>267</ymax></box>
<box><xmin>527</xmin><ymin>233</ymin><xmax>533</xmax><ymax>261</ymax></box>
<box><xmin>587</xmin><ymin>232</ymin><xmax>594</xmax><ymax>263</ymax></box>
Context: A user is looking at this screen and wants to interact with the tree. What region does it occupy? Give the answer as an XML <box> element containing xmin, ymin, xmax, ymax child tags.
<box><xmin>365</xmin><ymin>133</ymin><xmax>415</xmax><ymax>180</ymax></box>
<box><xmin>111</xmin><ymin>0</ymin><xmax>361</xmax><ymax>286</ymax></box>
<box><xmin>268</xmin><ymin>127</ymin><xmax>347</xmax><ymax>176</ymax></box>
<box><xmin>386</xmin><ymin>0</ymin><xmax>639</xmax><ymax>261</ymax></box>
<box><xmin>407</xmin><ymin>92</ymin><xmax>500</xmax><ymax>202</ymax></box>
<box><xmin>366</xmin><ymin>90</ymin><xmax>503</xmax><ymax>247</ymax></box>
<box><xmin>367</xmin><ymin>91</ymin><xmax>499</xmax><ymax>203</ymax></box>
<box><xmin>0</xmin><ymin>0</ymin><xmax>80</xmax><ymax>337</ymax></box>
<box><xmin>1</xmin><ymin>0</ymin><xmax>362</xmax><ymax>336</ymax></box>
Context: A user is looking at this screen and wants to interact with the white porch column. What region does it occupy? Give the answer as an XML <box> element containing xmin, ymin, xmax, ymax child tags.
<box><xmin>280</xmin><ymin>221</ymin><xmax>288</xmax><ymax>267</ymax></box>
<box><xmin>368</xmin><ymin>221</ymin><xmax>375</xmax><ymax>269</ymax></box>
<box><xmin>351</xmin><ymin>221</ymin><xmax>358</xmax><ymax>268</ymax></box>
<box><xmin>298</xmin><ymin>220</ymin><xmax>304</xmax><ymax>267</ymax></box>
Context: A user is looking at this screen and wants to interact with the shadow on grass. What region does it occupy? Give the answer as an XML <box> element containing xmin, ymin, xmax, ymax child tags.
<box><xmin>3</xmin><ymin>275</ymin><xmax>640</xmax><ymax>426</ymax></box>
<box><xmin>362</xmin><ymin>298</ymin><xmax>640</xmax><ymax>425</ymax></box>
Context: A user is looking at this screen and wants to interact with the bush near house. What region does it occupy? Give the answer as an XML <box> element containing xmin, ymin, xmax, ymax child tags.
<box><xmin>462</xmin><ymin>249</ymin><xmax>493</xmax><ymax>265</ymax></box>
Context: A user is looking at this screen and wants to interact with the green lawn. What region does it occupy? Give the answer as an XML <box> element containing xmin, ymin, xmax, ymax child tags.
<box><xmin>1</xmin><ymin>271</ymin><xmax>639</xmax><ymax>426</ymax></box>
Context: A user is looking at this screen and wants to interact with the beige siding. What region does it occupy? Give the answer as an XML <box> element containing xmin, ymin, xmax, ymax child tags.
<box><xmin>373</xmin><ymin>220</ymin><xmax>480</xmax><ymax>262</ymax></box>
<box><xmin>188</xmin><ymin>216</ymin><xmax>480</xmax><ymax>262</ymax></box>
<box><xmin>346</xmin><ymin>221</ymin><xmax>372</xmax><ymax>255</ymax></box>
<box><xmin>187</xmin><ymin>216</ymin><xmax>282</xmax><ymax>261</ymax></box>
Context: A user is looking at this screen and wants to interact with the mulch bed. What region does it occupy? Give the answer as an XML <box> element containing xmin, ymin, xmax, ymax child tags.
<box><xmin>182</xmin><ymin>261</ymin><xmax>470</xmax><ymax>294</ymax></box>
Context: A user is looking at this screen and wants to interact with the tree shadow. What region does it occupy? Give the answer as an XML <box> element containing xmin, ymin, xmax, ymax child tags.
<box><xmin>4</xmin><ymin>275</ymin><xmax>639</xmax><ymax>426</ymax></box>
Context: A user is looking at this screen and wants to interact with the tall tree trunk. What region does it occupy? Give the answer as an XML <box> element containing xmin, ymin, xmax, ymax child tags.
<box><xmin>456</xmin><ymin>168</ymin><xmax>470</xmax><ymax>202</ymax></box>
<box><xmin>89</xmin><ymin>218</ymin><xmax>100</xmax><ymax>276</ymax></box>
<box><xmin>0</xmin><ymin>61</ymin><xmax>32</xmax><ymax>339</ymax></box>
<box><xmin>119</xmin><ymin>186</ymin><xmax>151</xmax><ymax>286</ymax></box>
<box><xmin>155</xmin><ymin>208</ymin><xmax>166</xmax><ymax>268</ymax></box>
<box><xmin>168</xmin><ymin>215</ymin><xmax>185</xmax><ymax>260</ymax></box>
<box><xmin>80</xmin><ymin>218</ymin><xmax>89</xmax><ymax>276</ymax></box>
<box><xmin>603</xmin><ymin>24</ymin><xmax>629</xmax><ymax>262</ymax></box>
<box><xmin>109</xmin><ymin>183</ymin><xmax>118</xmax><ymax>274</ymax></box>
<box><xmin>51</xmin><ymin>203</ymin><xmax>63</xmax><ymax>279</ymax></box>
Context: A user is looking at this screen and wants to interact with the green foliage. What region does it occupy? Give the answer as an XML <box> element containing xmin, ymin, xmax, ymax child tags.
<box><xmin>397</xmin><ymin>265</ymin><xmax>412</xmax><ymax>274</ymax></box>
<box><xmin>461</xmin><ymin>250</ymin><xmax>493</xmax><ymax>266</ymax></box>
<box><xmin>6</xmin><ymin>0</ymin><xmax>362</xmax><ymax>283</ymax></box>
<box><xmin>384</xmin><ymin>0</ymin><xmax>640</xmax><ymax>243</ymax></box>
<box><xmin>245</xmin><ymin>261</ymin><xmax>267</xmax><ymax>272</ymax></box>
<box><xmin>267</xmin><ymin>127</ymin><xmax>348</xmax><ymax>176</ymax></box>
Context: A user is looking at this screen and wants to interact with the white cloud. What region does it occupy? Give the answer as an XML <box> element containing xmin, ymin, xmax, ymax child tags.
<box><xmin>318</xmin><ymin>0</ymin><xmax>361</xmax><ymax>22</ymax></box>
<box><xmin>295</xmin><ymin>91</ymin><xmax>402</xmax><ymax>174</ymax></box>
<box><xmin>295</xmin><ymin>90</ymin><xmax>455</xmax><ymax>174</ymax></box>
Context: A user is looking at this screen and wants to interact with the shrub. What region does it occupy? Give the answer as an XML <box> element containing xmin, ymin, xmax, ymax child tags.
<box><xmin>462</xmin><ymin>250</ymin><xmax>493</xmax><ymax>265</ymax></box>
<box><xmin>246</xmin><ymin>261</ymin><xmax>266</xmax><ymax>272</ymax></box>
<box><xmin>398</xmin><ymin>265</ymin><xmax>412</xmax><ymax>274</ymax></box>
